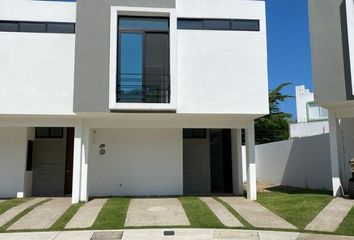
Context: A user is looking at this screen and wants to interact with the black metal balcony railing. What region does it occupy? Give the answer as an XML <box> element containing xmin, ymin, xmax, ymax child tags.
<box><xmin>117</xmin><ymin>73</ymin><xmax>170</xmax><ymax>103</ymax></box>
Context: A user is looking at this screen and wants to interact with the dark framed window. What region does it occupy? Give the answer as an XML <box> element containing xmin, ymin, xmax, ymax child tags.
<box><xmin>0</xmin><ymin>21</ymin><xmax>18</xmax><ymax>32</ymax></box>
<box><xmin>26</xmin><ymin>140</ymin><xmax>34</xmax><ymax>171</ymax></box>
<box><xmin>19</xmin><ymin>22</ymin><xmax>46</xmax><ymax>32</ymax></box>
<box><xmin>204</xmin><ymin>19</ymin><xmax>230</xmax><ymax>30</ymax></box>
<box><xmin>47</xmin><ymin>23</ymin><xmax>75</xmax><ymax>33</ymax></box>
<box><xmin>0</xmin><ymin>21</ymin><xmax>75</xmax><ymax>34</ymax></box>
<box><xmin>119</xmin><ymin>17</ymin><xmax>169</xmax><ymax>31</ymax></box>
<box><xmin>231</xmin><ymin>20</ymin><xmax>259</xmax><ymax>31</ymax></box>
<box><xmin>36</xmin><ymin>127</ymin><xmax>64</xmax><ymax>138</ymax></box>
<box><xmin>183</xmin><ymin>129</ymin><xmax>207</xmax><ymax>139</ymax></box>
<box><xmin>177</xmin><ymin>18</ymin><xmax>260</xmax><ymax>31</ymax></box>
<box><xmin>177</xmin><ymin>19</ymin><xmax>203</xmax><ymax>30</ymax></box>
<box><xmin>117</xmin><ymin>16</ymin><xmax>170</xmax><ymax>103</ymax></box>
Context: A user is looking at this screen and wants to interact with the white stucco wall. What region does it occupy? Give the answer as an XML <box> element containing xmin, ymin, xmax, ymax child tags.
<box><xmin>256</xmin><ymin>135</ymin><xmax>332</xmax><ymax>190</ymax></box>
<box><xmin>176</xmin><ymin>0</ymin><xmax>268</xmax><ymax>115</ymax></box>
<box><xmin>0</xmin><ymin>33</ymin><xmax>75</xmax><ymax>115</ymax></box>
<box><xmin>0</xmin><ymin>127</ymin><xmax>27</xmax><ymax>198</ymax></box>
<box><xmin>290</xmin><ymin>121</ymin><xmax>329</xmax><ymax>138</ymax></box>
<box><xmin>88</xmin><ymin>128</ymin><xmax>183</xmax><ymax>196</ymax></box>
<box><xmin>0</xmin><ymin>0</ymin><xmax>75</xmax><ymax>115</ymax></box>
<box><xmin>296</xmin><ymin>85</ymin><xmax>314</xmax><ymax>123</ymax></box>
<box><xmin>345</xmin><ymin>0</ymin><xmax>354</xmax><ymax>96</ymax></box>
<box><xmin>0</xmin><ymin>0</ymin><xmax>75</xmax><ymax>23</ymax></box>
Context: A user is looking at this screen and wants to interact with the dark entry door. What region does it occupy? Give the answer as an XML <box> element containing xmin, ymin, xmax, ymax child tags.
<box><xmin>210</xmin><ymin>129</ymin><xmax>233</xmax><ymax>193</ymax></box>
<box><xmin>64</xmin><ymin>128</ymin><xmax>74</xmax><ymax>195</ymax></box>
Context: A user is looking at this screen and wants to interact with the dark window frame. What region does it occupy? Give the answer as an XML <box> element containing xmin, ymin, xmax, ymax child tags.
<box><xmin>117</xmin><ymin>16</ymin><xmax>171</xmax><ymax>103</ymax></box>
<box><xmin>0</xmin><ymin>20</ymin><xmax>75</xmax><ymax>34</ymax></box>
<box><xmin>35</xmin><ymin>127</ymin><xmax>64</xmax><ymax>139</ymax></box>
<box><xmin>26</xmin><ymin>140</ymin><xmax>34</xmax><ymax>171</ymax></box>
<box><xmin>183</xmin><ymin>129</ymin><xmax>207</xmax><ymax>139</ymax></box>
<box><xmin>177</xmin><ymin>18</ymin><xmax>260</xmax><ymax>31</ymax></box>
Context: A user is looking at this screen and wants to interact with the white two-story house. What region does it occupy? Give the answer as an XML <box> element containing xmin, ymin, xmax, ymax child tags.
<box><xmin>309</xmin><ymin>0</ymin><xmax>354</xmax><ymax>196</ymax></box>
<box><xmin>0</xmin><ymin>0</ymin><xmax>268</xmax><ymax>203</ymax></box>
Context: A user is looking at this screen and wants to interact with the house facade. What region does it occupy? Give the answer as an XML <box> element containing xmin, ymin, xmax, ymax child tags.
<box><xmin>309</xmin><ymin>0</ymin><xmax>354</xmax><ymax>196</ymax></box>
<box><xmin>290</xmin><ymin>85</ymin><xmax>329</xmax><ymax>138</ymax></box>
<box><xmin>0</xmin><ymin>0</ymin><xmax>268</xmax><ymax>203</ymax></box>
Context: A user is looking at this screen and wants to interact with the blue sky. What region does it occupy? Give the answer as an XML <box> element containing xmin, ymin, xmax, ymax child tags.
<box><xmin>266</xmin><ymin>0</ymin><xmax>313</xmax><ymax>119</ymax></box>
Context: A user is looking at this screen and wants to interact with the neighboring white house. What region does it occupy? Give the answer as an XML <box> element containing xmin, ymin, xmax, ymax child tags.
<box><xmin>309</xmin><ymin>0</ymin><xmax>354</xmax><ymax>196</ymax></box>
<box><xmin>0</xmin><ymin>0</ymin><xmax>269</xmax><ymax>203</ymax></box>
<box><xmin>290</xmin><ymin>85</ymin><xmax>329</xmax><ymax>138</ymax></box>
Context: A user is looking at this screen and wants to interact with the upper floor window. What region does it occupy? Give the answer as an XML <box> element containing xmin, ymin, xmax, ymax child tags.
<box><xmin>36</xmin><ymin>127</ymin><xmax>64</xmax><ymax>138</ymax></box>
<box><xmin>307</xmin><ymin>102</ymin><xmax>328</xmax><ymax>121</ymax></box>
<box><xmin>177</xmin><ymin>18</ymin><xmax>260</xmax><ymax>31</ymax></box>
<box><xmin>0</xmin><ymin>21</ymin><xmax>75</xmax><ymax>34</ymax></box>
<box><xmin>117</xmin><ymin>17</ymin><xmax>170</xmax><ymax>103</ymax></box>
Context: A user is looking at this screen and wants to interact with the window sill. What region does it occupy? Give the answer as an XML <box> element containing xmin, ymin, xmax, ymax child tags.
<box><xmin>109</xmin><ymin>102</ymin><xmax>176</xmax><ymax>112</ymax></box>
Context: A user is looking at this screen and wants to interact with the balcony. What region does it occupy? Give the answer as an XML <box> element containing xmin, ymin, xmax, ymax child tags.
<box><xmin>117</xmin><ymin>73</ymin><xmax>170</xmax><ymax>103</ymax></box>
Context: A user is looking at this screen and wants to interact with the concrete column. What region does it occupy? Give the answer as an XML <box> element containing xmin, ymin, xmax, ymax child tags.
<box><xmin>245</xmin><ymin>121</ymin><xmax>257</xmax><ymax>200</ymax></box>
<box><xmin>328</xmin><ymin>109</ymin><xmax>343</xmax><ymax>197</ymax></box>
<box><xmin>80</xmin><ymin>125</ymin><xmax>90</xmax><ymax>202</ymax></box>
<box><xmin>72</xmin><ymin>121</ymin><xmax>82</xmax><ymax>204</ymax></box>
<box><xmin>231</xmin><ymin>129</ymin><xmax>243</xmax><ymax>195</ymax></box>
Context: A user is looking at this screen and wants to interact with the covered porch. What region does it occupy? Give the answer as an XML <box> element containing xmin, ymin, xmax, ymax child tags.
<box><xmin>0</xmin><ymin>114</ymin><xmax>259</xmax><ymax>203</ymax></box>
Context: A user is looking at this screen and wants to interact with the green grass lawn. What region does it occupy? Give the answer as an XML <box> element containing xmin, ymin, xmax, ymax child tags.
<box><xmin>257</xmin><ymin>187</ymin><xmax>333</xmax><ymax>230</ymax></box>
<box><xmin>215</xmin><ymin>197</ymin><xmax>253</xmax><ymax>228</ymax></box>
<box><xmin>92</xmin><ymin>198</ymin><xmax>130</xmax><ymax>230</ymax></box>
<box><xmin>179</xmin><ymin>196</ymin><xmax>224</xmax><ymax>228</ymax></box>
<box><xmin>1</xmin><ymin>192</ymin><xmax>351</xmax><ymax>235</ymax></box>
<box><xmin>0</xmin><ymin>198</ymin><xmax>49</xmax><ymax>232</ymax></box>
<box><xmin>336</xmin><ymin>206</ymin><xmax>354</xmax><ymax>236</ymax></box>
<box><xmin>50</xmin><ymin>203</ymin><xmax>84</xmax><ymax>230</ymax></box>
<box><xmin>0</xmin><ymin>199</ymin><xmax>28</xmax><ymax>215</ymax></box>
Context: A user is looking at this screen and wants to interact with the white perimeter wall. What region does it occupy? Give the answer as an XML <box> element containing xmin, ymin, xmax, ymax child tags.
<box><xmin>256</xmin><ymin>135</ymin><xmax>332</xmax><ymax>190</ymax></box>
<box><xmin>290</xmin><ymin>121</ymin><xmax>329</xmax><ymax>138</ymax></box>
<box><xmin>0</xmin><ymin>0</ymin><xmax>76</xmax><ymax>115</ymax></box>
<box><xmin>0</xmin><ymin>127</ymin><xmax>27</xmax><ymax>198</ymax></box>
<box><xmin>256</xmin><ymin>118</ymin><xmax>354</xmax><ymax>191</ymax></box>
<box><xmin>176</xmin><ymin>0</ymin><xmax>268</xmax><ymax>114</ymax></box>
<box><xmin>88</xmin><ymin>128</ymin><xmax>183</xmax><ymax>196</ymax></box>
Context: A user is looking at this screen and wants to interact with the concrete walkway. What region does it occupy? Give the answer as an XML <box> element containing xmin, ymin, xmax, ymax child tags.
<box><xmin>199</xmin><ymin>197</ymin><xmax>243</xmax><ymax>227</ymax></box>
<box><xmin>8</xmin><ymin>198</ymin><xmax>71</xmax><ymax>230</ymax></box>
<box><xmin>305</xmin><ymin>198</ymin><xmax>354</xmax><ymax>232</ymax></box>
<box><xmin>0</xmin><ymin>229</ymin><xmax>354</xmax><ymax>240</ymax></box>
<box><xmin>219</xmin><ymin>197</ymin><xmax>297</xmax><ymax>230</ymax></box>
<box><xmin>65</xmin><ymin>199</ymin><xmax>108</xmax><ymax>229</ymax></box>
<box><xmin>125</xmin><ymin>198</ymin><xmax>190</xmax><ymax>227</ymax></box>
<box><xmin>0</xmin><ymin>198</ymin><xmax>47</xmax><ymax>227</ymax></box>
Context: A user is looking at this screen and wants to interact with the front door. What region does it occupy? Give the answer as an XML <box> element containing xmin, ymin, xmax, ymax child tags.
<box><xmin>210</xmin><ymin>129</ymin><xmax>233</xmax><ymax>193</ymax></box>
<box><xmin>64</xmin><ymin>128</ymin><xmax>74</xmax><ymax>195</ymax></box>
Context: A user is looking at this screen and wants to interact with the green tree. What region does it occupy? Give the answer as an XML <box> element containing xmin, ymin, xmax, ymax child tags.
<box><xmin>255</xmin><ymin>83</ymin><xmax>293</xmax><ymax>144</ymax></box>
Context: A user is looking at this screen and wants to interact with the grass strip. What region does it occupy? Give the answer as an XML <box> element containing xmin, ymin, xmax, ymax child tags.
<box><xmin>336</xmin><ymin>206</ymin><xmax>354</xmax><ymax>236</ymax></box>
<box><xmin>214</xmin><ymin>197</ymin><xmax>253</xmax><ymax>229</ymax></box>
<box><xmin>50</xmin><ymin>202</ymin><xmax>84</xmax><ymax>230</ymax></box>
<box><xmin>1</xmin><ymin>198</ymin><xmax>50</xmax><ymax>232</ymax></box>
<box><xmin>257</xmin><ymin>188</ymin><xmax>333</xmax><ymax>229</ymax></box>
<box><xmin>0</xmin><ymin>198</ymin><xmax>28</xmax><ymax>216</ymax></box>
<box><xmin>91</xmin><ymin>198</ymin><xmax>130</xmax><ymax>230</ymax></box>
<box><xmin>179</xmin><ymin>196</ymin><xmax>224</xmax><ymax>228</ymax></box>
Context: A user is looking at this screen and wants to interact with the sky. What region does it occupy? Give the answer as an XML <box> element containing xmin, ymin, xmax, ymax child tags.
<box><xmin>266</xmin><ymin>0</ymin><xmax>313</xmax><ymax>119</ymax></box>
